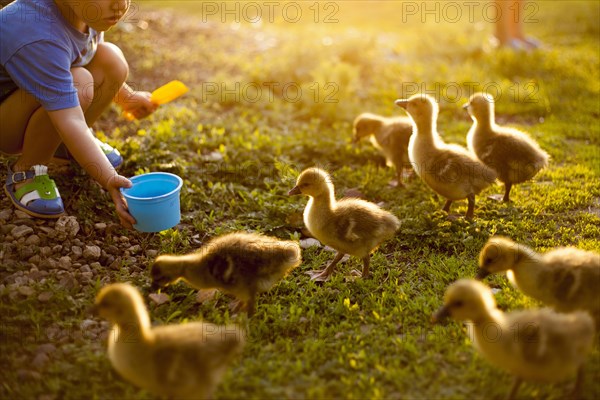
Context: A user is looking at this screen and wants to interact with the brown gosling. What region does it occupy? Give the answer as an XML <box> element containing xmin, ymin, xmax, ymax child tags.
<box><xmin>352</xmin><ymin>112</ymin><xmax>414</xmax><ymax>187</ymax></box>
<box><xmin>465</xmin><ymin>92</ymin><xmax>549</xmax><ymax>202</ymax></box>
<box><xmin>152</xmin><ymin>232</ymin><xmax>302</xmax><ymax>316</ymax></box>
<box><xmin>288</xmin><ymin>167</ymin><xmax>400</xmax><ymax>281</ymax></box>
<box><xmin>395</xmin><ymin>94</ymin><xmax>497</xmax><ymax>220</ymax></box>
<box><xmin>94</xmin><ymin>283</ymin><xmax>245</xmax><ymax>400</ymax></box>
<box><xmin>477</xmin><ymin>236</ymin><xmax>600</xmax><ymax>327</ymax></box>
<box><xmin>433</xmin><ymin>279</ymin><xmax>594</xmax><ymax>400</ymax></box>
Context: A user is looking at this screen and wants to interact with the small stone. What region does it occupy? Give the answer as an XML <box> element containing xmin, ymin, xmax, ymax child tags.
<box><xmin>80</xmin><ymin>272</ymin><xmax>93</xmax><ymax>282</ymax></box>
<box><xmin>25</xmin><ymin>235</ymin><xmax>41</xmax><ymax>246</ymax></box>
<box><xmin>58</xmin><ymin>256</ymin><xmax>72</xmax><ymax>270</ymax></box>
<box><xmin>14</xmin><ymin>210</ymin><xmax>32</xmax><ymax>219</ymax></box>
<box><xmin>89</xmin><ymin>262</ymin><xmax>101</xmax><ymax>270</ymax></box>
<box><xmin>94</xmin><ymin>222</ymin><xmax>107</xmax><ymax>230</ymax></box>
<box><xmin>40</xmin><ymin>246</ymin><xmax>52</xmax><ymax>257</ymax></box>
<box><xmin>300</xmin><ymin>238</ymin><xmax>321</xmax><ymax>249</ymax></box>
<box><xmin>37</xmin><ymin>291</ymin><xmax>53</xmax><ymax>302</ymax></box>
<box><xmin>109</xmin><ymin>258</ymin><xmax>121</xmax><ymax>270</ymax></box>
<box><xmin>146</xmin><ymin>249</ymin><xmax>158</xmax><ymax>258</ymax></box>
<box><xmin>105</xmin><ymin>245</ymin><xmax>119</xmax><ymax>255</ymax></box>
<box><xmin>58</xmin><ymin>276</ymin><xmax>79</xmax><ymax>291</ymax></box>
<box><xmin>80</xmin><ymin>265</ymin><xmax>91</xmax><ymax>273</ymax></box>
<box><xmin>16</xmin><ymin>369</ymin><xmax>41</xmax><ymax>381</ymax></box>
<box><xmin>55</xmin><ymin>216</ymin><xmax>79</xmax><ymax>237</ymax></box>
<box><xmin>11</xmin><ymin>225</ymin><xmax>34</xmax><ymax>239</ymax></box>
<box><xmin>196</xmin><ymin>289</ymin><xmax>218</xmax><ymax>304</ymax></box>
<box><xmin>35</xmin><ymin>343</ymin><xmax>57</xmax><ymax>355</ymax></box>
<box><xmin>71</xmin><ymin>246</ymin><xmax>82</xmax><ymax>258</ymax></box>
<box><xmin>149</xmin><ymin>292</ymin><xmax>170</xmax><ymax>305</ymax></box>
<box><xmin>31</xmin><ymin>352</ymin><xmax>49</xmax><ymax>370</ymax></box>
<box><xmin>83</xmin><ymin>245</ymin><xmax>101</xmax><ymax>260</ymax></box>
<box><xmin>39</xmin><ymin>258</ymin><xmax>57</xmax><ymax>270</ymax></box>
<box><xmin>127</xmin><ymin>245</ymin><xmax>141</xmax><ymax>254</ymax></box>
<box><xmin>80</xmin><ymin>319</ymin><xmax>97</xmax><ymax>331</ymax></box>
<box><xmin>0</xmin><ymin>209</ymin><xmax>13</xmax><ymax>220</ymax></box>
<box><xmin>28</xmin><ymin>255</ymin><xmax>42</xmax><ymax>265</ymax></box>
<box><xmin>18</xmin><ymin>286</ymin><xmax>35</xmax><ymax>297</ymax></box>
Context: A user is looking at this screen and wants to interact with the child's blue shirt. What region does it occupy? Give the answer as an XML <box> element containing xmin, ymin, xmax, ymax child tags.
<box><xmin>0</xmin><ymin>0</ymin><xmax>104</xmax><ymax>110</ymax></box>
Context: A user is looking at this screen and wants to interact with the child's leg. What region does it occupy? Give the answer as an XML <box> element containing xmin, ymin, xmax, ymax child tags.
<box><xmin>1</xmin><ymin>68</ymin><xmax>94</xmax><ymax>172</ymax></box>
<box><xmin>507</xmin><ymin>0</ymin><xmax>525</xmax><ymax>40</ymax></box>
<box><xmin>83</xmin><ymin>42</ymin><xmax>129</xmax><ymax>125</ymax></box>
<box><xmin>494</xmin><ymin>0</ymin><xmax>512</xmax><ymax>45</ymax></box>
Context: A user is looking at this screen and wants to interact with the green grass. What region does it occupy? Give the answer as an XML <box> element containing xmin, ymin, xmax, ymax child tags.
<box><xmin>1</xmin><ymin>1</ymin><xmax>599</xmax><ymax>399</ymax></box>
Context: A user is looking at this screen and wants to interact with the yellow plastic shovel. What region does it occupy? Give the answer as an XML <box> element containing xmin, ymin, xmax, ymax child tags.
<box><xmin>123</xmin><ymin>80</ymin><xmax>189</xmax><ymax>120</ymax></box>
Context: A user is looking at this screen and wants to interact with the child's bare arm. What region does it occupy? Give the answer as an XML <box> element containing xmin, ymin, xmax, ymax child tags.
<box><xmin>47</xmin><ymin>107</ymin><xmax>136</xmax><ymax>229</ymax></box>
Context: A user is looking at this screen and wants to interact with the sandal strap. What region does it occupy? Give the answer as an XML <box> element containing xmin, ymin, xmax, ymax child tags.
<box><xmin>7</xmin><ymin>165</ymin><xmax>61</xmax><ymax>202</ymax></box>
<box><xmin>7</xmin><ymin>169</ymin><xmax>36</xmax><ymax>185</ymax></box>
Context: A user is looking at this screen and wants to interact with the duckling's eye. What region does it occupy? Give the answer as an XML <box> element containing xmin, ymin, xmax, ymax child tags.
<box><xmin>484</xmin><ymin>257</ymin><xmax>493</xmax><ymax>265</ymax></box>
<box><xmin>451</xmin><ymin>300</ymin><xmax>464</xmax><ymax>308</ymax></box>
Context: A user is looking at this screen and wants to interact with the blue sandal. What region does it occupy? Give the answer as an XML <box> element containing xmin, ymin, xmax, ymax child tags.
<box><xmin>4</xmin><ymin>165</ymin><xmax>65</xmax><ymax>218</ymax></box>
<box><xmin>53</xmin><ymin>128</ymin><xmax>123</xmax><ymax>169</ymax></box>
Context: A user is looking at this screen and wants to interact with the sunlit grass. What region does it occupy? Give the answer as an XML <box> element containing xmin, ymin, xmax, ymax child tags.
<box><xmin>1</xmin><ymin>1</ymin><xmax>599</xmax><ymax>399</ymax></box>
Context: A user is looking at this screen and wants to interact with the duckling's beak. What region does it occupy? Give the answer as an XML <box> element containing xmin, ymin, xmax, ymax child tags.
<box><xmin>395</xmin><ymin>99</ymin><xmax>409</xmax><ymax>109</ymax></box>
<box><xmin>475</xmin><ymin>269</ymin><xmax>490</xmax><ymax>280</ymax></box>
<box><xmin>462</xmin><ymin>102</ymin><xmax>470</xmax><ymax>110</ymax></box>
<box><xmin>288</xmin><ymin>186</ymin><xmax>301</xmax><ymax>196</ymax></box>
<box><xmin>431</xmin><ymin>305</ymin><xmax>451</xmax><ymax>324</ymax></box>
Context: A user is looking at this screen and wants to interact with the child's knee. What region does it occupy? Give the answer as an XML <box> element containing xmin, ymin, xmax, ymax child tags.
<box><xmin>95</xmin><ymin>42</ymin><xmax>129</xmax><ymax>85</ymax></box>
<box><xmin>72</xmin><ymin>67</ymin><xmax>94</xmax><ymax>110</ymax></box>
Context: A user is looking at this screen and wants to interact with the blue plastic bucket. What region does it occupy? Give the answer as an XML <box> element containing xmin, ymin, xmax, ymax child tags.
<box><xmin>121</xmin><ymin>172</ymin><xmax>183</xmax><ymax>232</ymax></box>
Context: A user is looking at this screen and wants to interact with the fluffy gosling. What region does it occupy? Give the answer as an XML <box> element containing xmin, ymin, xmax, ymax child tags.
<box><xmin>395</xmin><ymin>94</ymin><xmax>497</xmax><ymax>220</ymax></box>
<box><xmin>465</xmin><ymin>92</ymin><xmax>549</xmax><ymax>202</ymax></box>
<box><xmin>152</xmin><ymin>232</ymin><xmax>302</xmax><ymax>316</ymax></box>
<box><xmin>477</xmin><ymin>236</ymin><xmax>600</xmax><ymax>326</ymax></box>
<box><xmin>433</xmin><ymin>279</ymin><xmax>594</xmax><ymax>400</ymax></box>
<box><xmin>352</xmin><ymin>112</ymin><xmax>414</xmax><ymax>187</ymax></box>
<box><xmin>288</xmin><ymin>167</ymin><xmax>400</xmax><ymax>281</ymax></box>
<box><xmin>94</xmin><ymin>283</ymin><xmax>245</xmax><ymax>400</ymax></box>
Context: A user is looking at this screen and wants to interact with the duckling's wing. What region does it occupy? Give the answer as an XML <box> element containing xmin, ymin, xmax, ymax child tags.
<box><xmin>491</xmin><ymin>131</ymin><xmax>547</xmax><ymax>176</ymax></box>
<box><xmin>152</xmin><ymin>324</ymin><xmax>244</xmax><ymax>397</ymax></box>
<box><xmin>511</xmin><ymin>310</ymin><xmax>593</xmax><ymax>375</ymax></box>
<box><xmin>431</xmin><ymin>145</ymin><xmax>496</xmax><ymax>188</ymax></box>
<box><xmin>539</xmin><ymin>249</ymin><xmax>600</xmax><ymax>311</ymax></box>
<box><xmin>335</xmin><ymin>200</ymin><xmax>398</xmax><ymax>242</ymax></box>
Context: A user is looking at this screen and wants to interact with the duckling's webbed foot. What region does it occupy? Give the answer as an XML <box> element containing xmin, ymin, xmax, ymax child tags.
<box><xmin>306</xmin><ymin>252</ymin><xmax>344</xmax><ymax>281</ymax></box>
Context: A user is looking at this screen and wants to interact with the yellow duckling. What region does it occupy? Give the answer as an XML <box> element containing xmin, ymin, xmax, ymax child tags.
<box><xmin>94</xmin><ymin>283</ymin><xmax>245</xmax><ymax>400</ymax></box>
<box><xmin>477</xmin><ymin>236</ymin><xmax>600</xmax><ymax>326</ymax></box>
<box><xmin>152</xmin><ymin>232</ymin><xmax>302</xmax><ymax>316</ymax></box>
<box><xmin>433</xmin><ymin>279</ymin><xmax>594</xmax><ymax>400</ymax></box>
<box><xmin>352</xmin><ymin>112</ymin><xmax>414</xmax><ymax>187</ymax></box>
<box><xmin>395</xmin><ymin>94</ymin><xmax>497</xmax><ymax>220</ymax></box>
<box><xmin>465</xmin><ymin>92</ymin><xmax>549</xmax><ymax>202</ymax></box>
<box><xmin>288</xmin><ymin>167</ymin><xmax>400</xmax><ymax>281</ymax></box>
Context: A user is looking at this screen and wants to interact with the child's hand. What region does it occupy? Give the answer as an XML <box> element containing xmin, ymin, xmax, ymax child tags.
<box><xmin>119</xmin><ymin>90</ymin><xmax>158</xmax><ymax>120</ymax></box>
<box><xmin>106</xmin><ymin>175</ymin><xmax>137</xmax><ymax>230</ymax></box>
